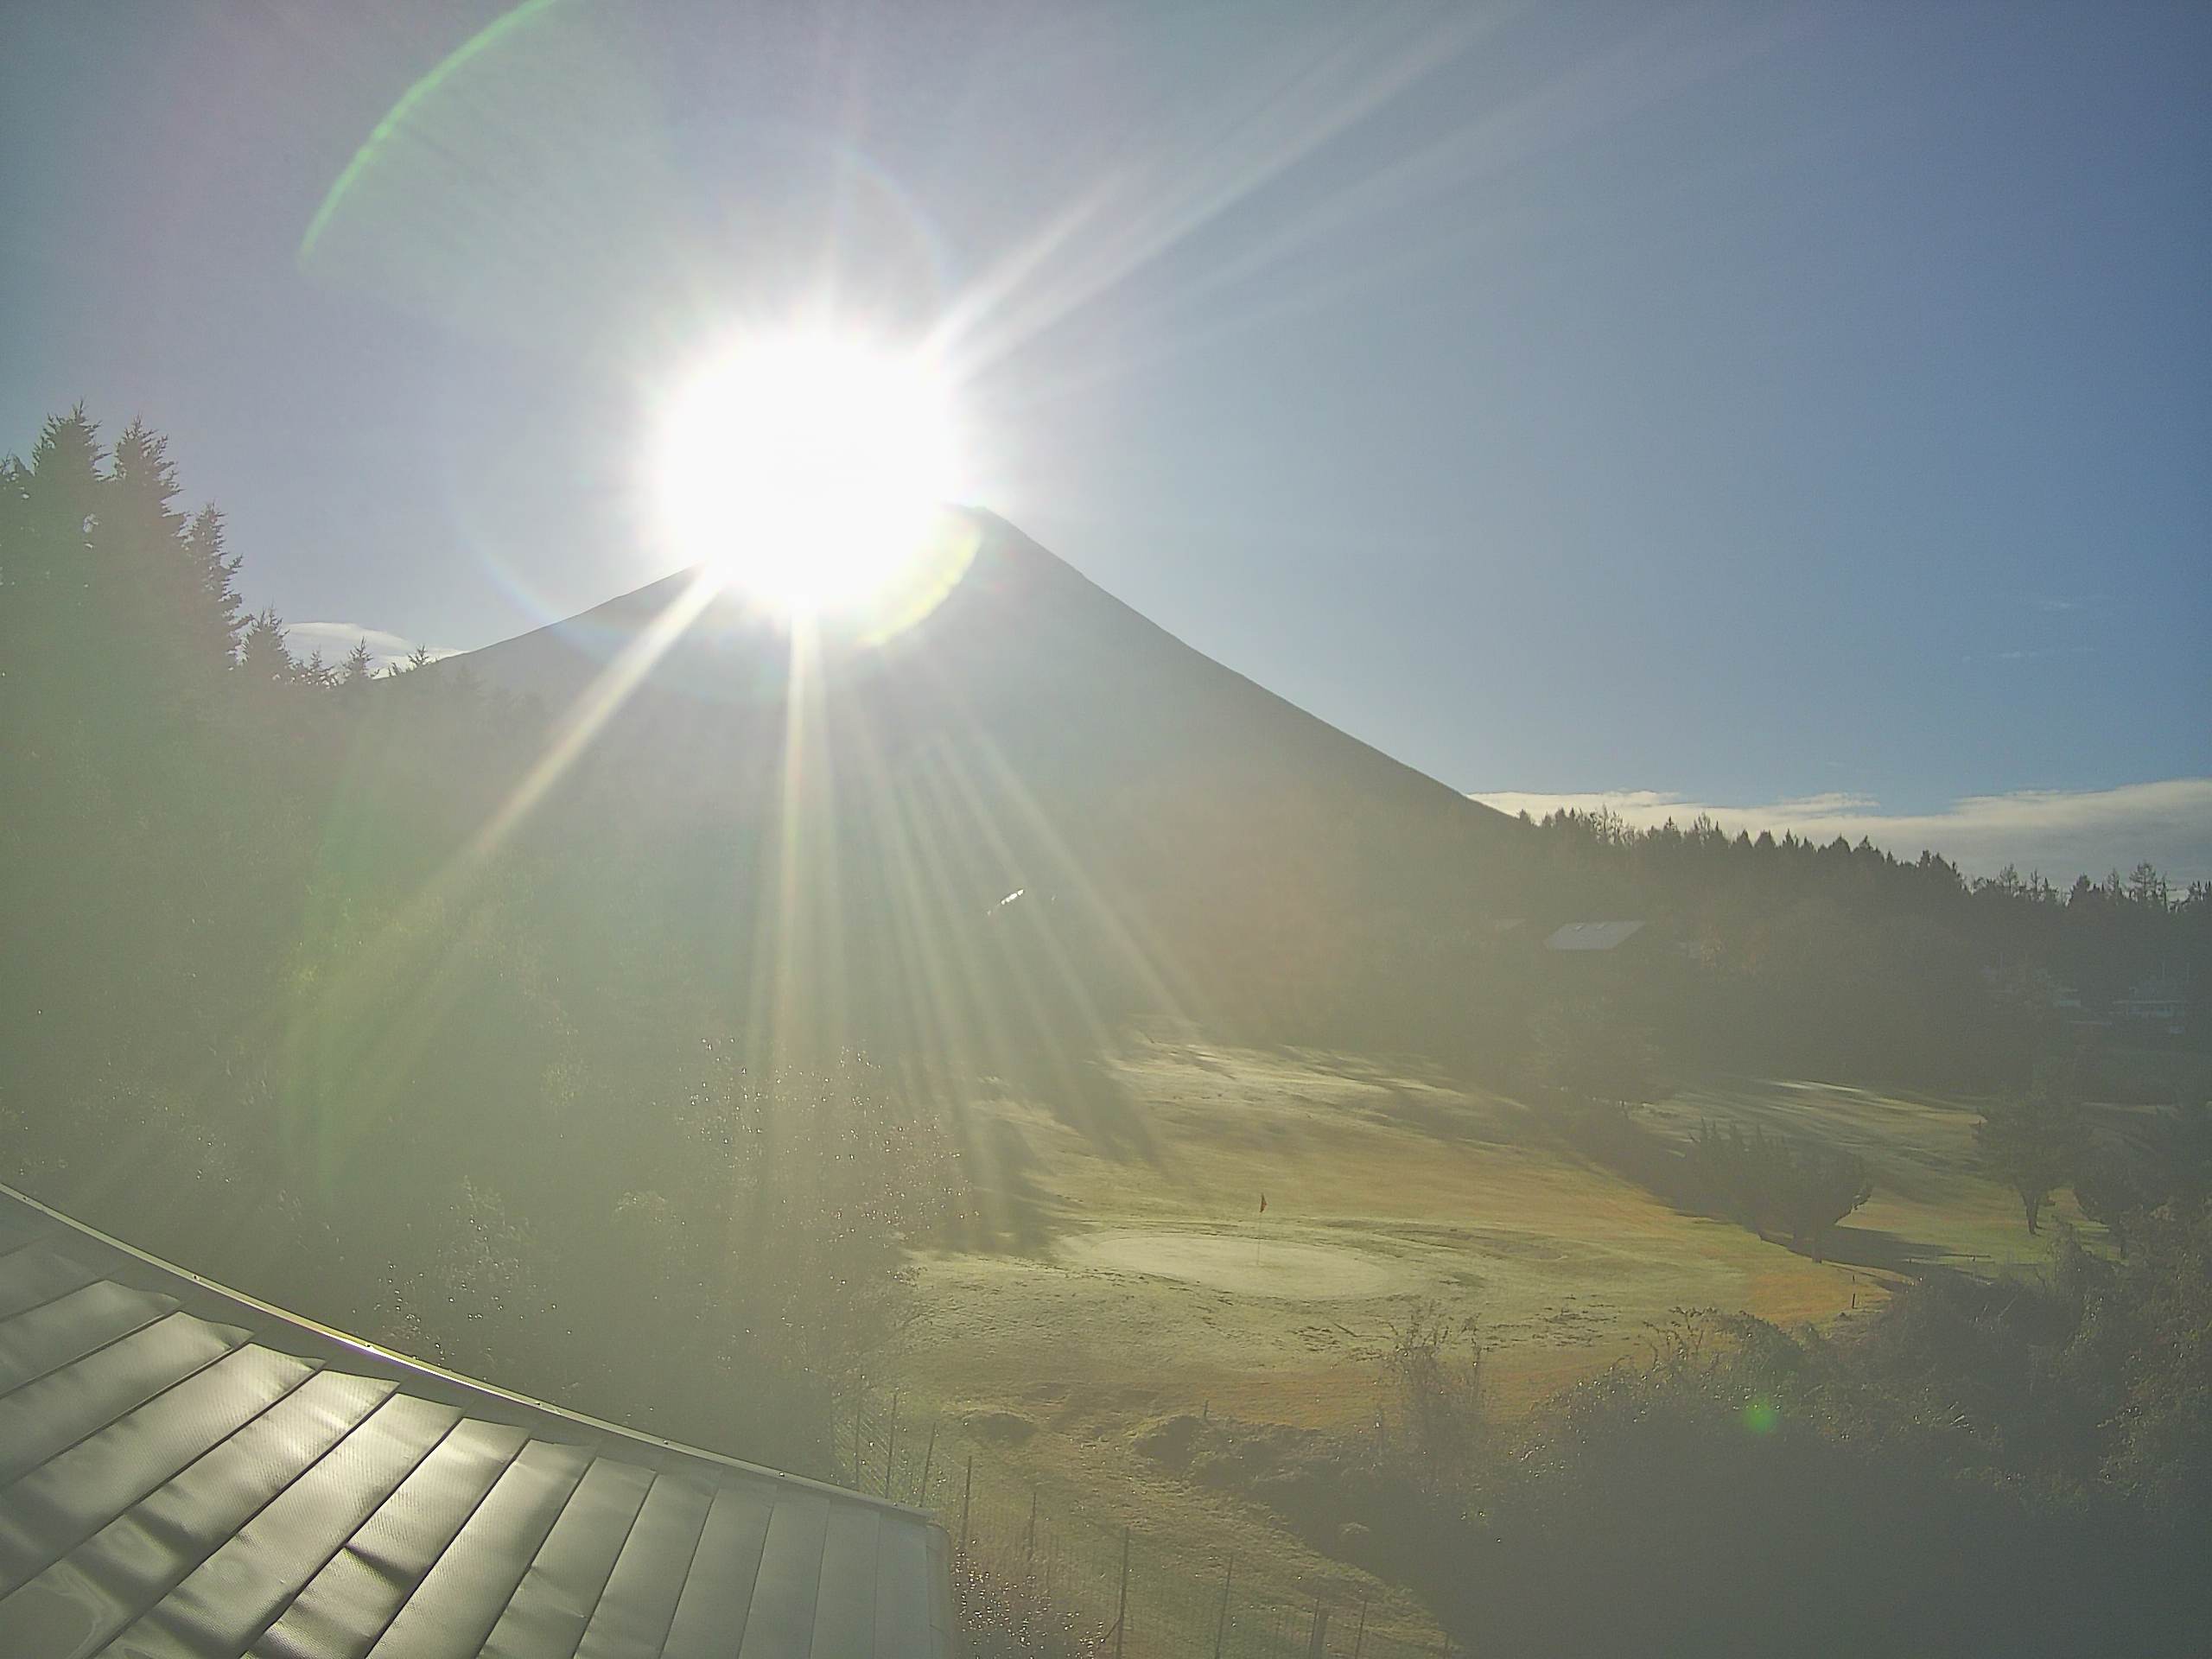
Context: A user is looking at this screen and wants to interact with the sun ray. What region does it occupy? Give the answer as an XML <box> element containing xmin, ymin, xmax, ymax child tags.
<box><xmin>466</xmin><ymin>568</ymin><xmax>722</xmax><ymax>861</ymax></box>
<box><xmin>925</xmin><ymin>9</ymin><xmax>1494</xmax><ymax>381</ymax></box>
<box><xmin>277</xmin><ymin>570</ymin><xmax>721</xmax><ymax>1182</ymax></box>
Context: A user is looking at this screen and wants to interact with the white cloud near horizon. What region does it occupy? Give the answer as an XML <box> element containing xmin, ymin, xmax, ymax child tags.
<box><xmin>284</xmin><ymin>621</ymin><xmax>460</xmax><ymax>673</ymax></box>
<box><xmin>1471</xmin><ymin>779</ymin><xmax>2212</xmax><ymax>886</ymax></box>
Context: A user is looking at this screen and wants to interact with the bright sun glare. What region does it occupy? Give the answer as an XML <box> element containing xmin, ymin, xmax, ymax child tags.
<box><xmin>652</xmin><ymin>330</ymin><xmax>963</xmax><ymax>614</ymax></box>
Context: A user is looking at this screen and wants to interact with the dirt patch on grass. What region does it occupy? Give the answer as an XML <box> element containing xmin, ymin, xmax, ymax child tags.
<box><xmin>962</xmin><ymin>1407</ymin><xmax>1039</xmax><ymax>1446</ymax></box>
<box><xmin>1059</xmin><ymin>1228</ymin><xmax>1413</xmax><ymax>1299</ymax></box>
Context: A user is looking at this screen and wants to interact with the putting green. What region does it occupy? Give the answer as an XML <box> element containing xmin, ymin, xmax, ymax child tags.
<box><xmin>1059</xmin><ymin>1228</ymin><xmax>1410</xmax><ymax>1299</ymax></box>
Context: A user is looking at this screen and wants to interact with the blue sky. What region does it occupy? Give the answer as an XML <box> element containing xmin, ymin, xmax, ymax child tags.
<box><xmin>5</xmin><ymin>3</ymin><xmax>2206</xmax><ymax>876</ymax></box>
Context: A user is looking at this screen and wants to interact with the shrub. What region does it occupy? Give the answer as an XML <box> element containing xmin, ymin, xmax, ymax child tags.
<box><xmin>1685</xmin><ymin>1121</ymin><xmax>1873</xmax><ymax>1260</ymax></box>
<box><xmin>1378</xmin><ymin>1300</ymin><xmax>1485</xmax><ymax>1494</ymax></box>
<box><xmin>1977</xmin><ymin>1080</ymin><xmax>2091</xmax><ymax>1233</ymax></box>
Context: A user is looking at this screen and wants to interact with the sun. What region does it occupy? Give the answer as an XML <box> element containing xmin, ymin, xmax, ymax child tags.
<box><xmin>651</xmin><ymin>328</ymin><xmax>964</xmax><ymax>614</ymax></box>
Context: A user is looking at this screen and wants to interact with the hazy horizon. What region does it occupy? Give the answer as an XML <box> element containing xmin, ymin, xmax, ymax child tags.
<box><xmin>312</xmin><ymin>530</ymin><xmax>2210</xmax><ymax>885</ymax></box>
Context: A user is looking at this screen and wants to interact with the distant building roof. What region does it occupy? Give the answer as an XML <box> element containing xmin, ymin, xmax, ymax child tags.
<box><xmin>2121</xmin><ymin>977</ymin><xmax>2184</xmax><ymax>1006</ymax></box>
<box><xmin>0</xmin><ymin>1184</ymin><xmax>951</xmax><ymax>1658</ymax></box>
<box><xmin>1543</xmin><ymin>920</ymin><xmax>1649</xmax><ymax>952</ymax></box>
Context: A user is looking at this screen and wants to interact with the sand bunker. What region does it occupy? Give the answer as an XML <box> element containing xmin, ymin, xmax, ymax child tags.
<box><xmin>1059</xmin><ymin>1229</ymin><xmax>1408</xmax><ymax>1299</ymax></box>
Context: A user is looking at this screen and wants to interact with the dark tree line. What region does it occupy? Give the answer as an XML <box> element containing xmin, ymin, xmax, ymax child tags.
<box><xmin>1511</xmin><ymin>807</ymin><xmax>2208</xmax><ymax>1092</ymax></box>
<box><xmin>1</xmin><ymin>411</ymin><xmax>963</xmax><ymax>1471</ymax></box>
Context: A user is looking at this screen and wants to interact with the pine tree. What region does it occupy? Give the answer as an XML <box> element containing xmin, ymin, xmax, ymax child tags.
<box><xmin>73</xmin><ymin>420</ymin><xmax>245</xmax><ymax>739</ymax></box>
<box><xmin>0</xmin><ymin>410</ymin><xmax>105</xmax><ymax>721</ymax></box>
<box><xmin>183</xmin><ymin>504</ymin><xmax>245</xmax><ymax>666</ymax></box>
<box><xmin>101</xmin><ymin>421</ymin><xmax>193</xmax><ymax>690</ymax></box>
<box><xmin>2126</xmin><ymin>863</ymin><xmax>2170</xmax><ymax>911</ymax></box>
<box><xmin>238</xmin><ymin>607</ymin><xmax>296</xmax><ymax>687</ymax></box>
<box><xmin>341</xmin><ymin>638</ymin><xmax>377</xmax><ymax>686</ymax></box>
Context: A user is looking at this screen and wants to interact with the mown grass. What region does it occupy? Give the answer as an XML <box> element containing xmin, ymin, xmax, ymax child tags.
<box><xmin>1644</xmin><ymin>1077</ymin><xmax>2107</xmax><ymax>1272</ymax></box>
<box><xmin>903</xmin><ymin>1039</ymin><xmax>2082</xmax><ymax>1645</ymax></box>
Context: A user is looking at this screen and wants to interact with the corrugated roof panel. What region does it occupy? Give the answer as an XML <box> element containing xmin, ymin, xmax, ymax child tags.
<box><xmin>478</xmin><ymin>1455</ymin><xmax>655</xmax><ymax>1659</ymax></box>
<box><xmin>0</xmin><ymin>1370</ymin><xmax>397</xmax><ymax>1656</ymax></box>
<box><xmin>0</xmin><ymin>1279</ymin><xmax>177</xmax><ymax>1394</ymax></box>
<box><xmin>0</xmin><ymin>1311</ymin><xmax>247</xmax><ymax>1485</ymax></box>
<box><xmin>811</xmin><ymin>1501</ymin><xmax>883</xmax><ymax>1659</ymax></box>
<box><xmin>0</xmin><ymin>1241</ymin><xmax>102</xmax><ymax>1322</ymax></box>
<box><xmin>1542</xmin><ymin>919</ymin><xmax>1648</xmax><ymax>951</ymax></box>
<box><xmin>110</xmin><ymin>1394</ymin><xmax>463</xmax><ymax>1656</ymax></box>
<box><xmin>658</xmin><ymin>1478</ymin><xmax>778</xmax><ymax>1658</ymax></box>
<box><xmin>362</xmin><ymin>1439</ymin><xmax>594</xmax><ymax>1659</ymax></box>
<box><xmin>570</xmin><ymin>1470</ymin><xmax>716</xmax><ymax>1659</ymax></box>
<box><xmin>251</xmin><ymin>1416</ymin><xmax>531</xmax><ymax>1659</ymax></box>
<box><xmin>0</xmin><ymin>1345</ymin><xmax>315</xmax><ymax>1597</ymax></box>
<box><xmin>925</xmin><ymin>1530</ymin><xmax>955</xmax><ymax>1655</ymax></box>
<box><xmin>737</xmin><ymin>1491</ymin><xmax>831</xmax><ymax>1659</ymax></box>
<box><xmin>871</xmin><ymin>1511</ymin><xmax>933</xmax><ymax>1656</ymax></box>
<box><xmin>0</xmin><ymin>1188</ymin><xmax>954</xmax><ymax>1659</ymax></box>
<box><xmin>0</xmin><ymin>1208</ymin><xmax>54</xmax><ymax>1255</ymax></box>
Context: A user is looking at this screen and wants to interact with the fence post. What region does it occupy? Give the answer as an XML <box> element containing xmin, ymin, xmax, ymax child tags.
<box><xmin>959</xmin><ymin>1452</ymin><xmax>973</xmax><ymax>1549</ymax></box>
<box><xmin>1114</xmin><ymin>1528</ymin><xmax>1130</xmax><ymax>1659</ymax></box>
<box><xmin>885</xmin><ymin>1392</ymin><xmax>899</xmax><ymax>1498</ymax></box>
<box><xmin>1307</xmin><ymin>1598</ymin><xmax>1330</xmax><ymax>1659</ymax></box>
<box><xmin>1351</xmin><ymin>1592</ymin><xmax>1368</xmax><ymax>1659</ymax></box>
<box><xmin>1213</xmin><ymin>1558</ymin><xmax>1234</xmax><ymax>1659</ymax></box>
<box><xmin>918</xmin><ymin>1420</ymin><xmax>938</xmax><ymax>1507</ymax></box>
<box><xmin>852</xmin><ymin>1389</ymin><xmax>863</xmax><ymax>1488</ymax></box>
<box><xmin>1025</xmin><ymin>1483</ymin><xmax>1037</xmax><ymax>1561</ymax></box>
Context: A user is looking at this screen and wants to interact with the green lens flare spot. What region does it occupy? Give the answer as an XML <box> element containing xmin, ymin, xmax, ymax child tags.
<box><xmin>1742</xmin><ymin>1395</ymin><xmax>1780</xmax><ymax>1435</ymax></box>
<box><xmin>300</xmin><ymin>0</ymin><xmax>569</xmax><ymax>265</ymax></box>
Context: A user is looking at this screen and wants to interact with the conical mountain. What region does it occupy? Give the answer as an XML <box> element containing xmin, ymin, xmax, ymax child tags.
<box><xmin>448</xmin><ymin>511</ymin><xmax>1527</xmax><ymax>1065</ymax></box>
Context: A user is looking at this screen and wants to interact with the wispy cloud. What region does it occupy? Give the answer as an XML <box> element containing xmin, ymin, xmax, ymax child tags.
<box><xmin>1471</xmin><ymin>779</ymin><xmax>2212</xmax><ymax>884</ymax></box>
<box><xmin>1966</xmin><ymin>644</ymin><xmax>2096</xmax><ymax>664</ymax></box>
<box><xmin>284</xmin><ymin>621</ymin><xmax>459</xmax><ymax>673</ymax></box>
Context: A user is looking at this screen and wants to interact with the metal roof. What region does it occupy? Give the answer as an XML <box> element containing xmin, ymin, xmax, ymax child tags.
<box><xmin>0</xmin><ymin>1185</ymin><xmax>952</xmax><ymax>1659</ymax></box>
<box><xmin>1541</xmin><ymin>920</ymin><xmax>1649</xmax><ymax>952</ymax></box>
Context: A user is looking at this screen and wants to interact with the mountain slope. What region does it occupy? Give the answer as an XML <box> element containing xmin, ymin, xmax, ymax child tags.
<box><xmin>447</xmin><ymin>511</ymin><xmax>1529</xmax><ymax>1063</ymax></box>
